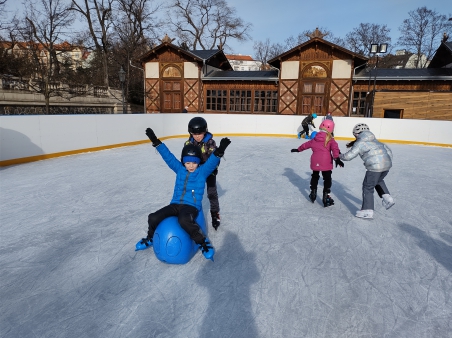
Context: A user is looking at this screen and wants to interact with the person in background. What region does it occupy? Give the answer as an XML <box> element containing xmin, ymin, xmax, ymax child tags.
<box><xmin>298</xmin><ymin>112</ymin><xmax>317</xmax><ymax>139</ymax></box>
<box><xmin>182</xmin><ymin>106</ymin><xmax>188</xmax><ymax>113</ymax></box>
<box><xmin>323</xmin><ymin>112</ymin><xmax>334</xmax><ymax>136</ymax></box>
<box><xmin>323</xmin><ymin>112</ymin><xmax>333</xmax><ymax>122</ymax></box>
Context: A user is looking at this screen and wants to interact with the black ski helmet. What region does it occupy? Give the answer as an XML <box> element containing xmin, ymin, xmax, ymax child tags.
<box><xmin>188</xmin><ymin>117</ymin><xmax>208</xmax><ymax>134</ymax></box>
<box><xmin>181</xmin><ymin>144</ymin><xmax>202</xmax><ymax>164</ymax></box>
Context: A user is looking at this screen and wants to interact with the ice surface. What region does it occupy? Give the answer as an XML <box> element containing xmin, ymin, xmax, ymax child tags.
<box><xmin>1</xmin><ymin>137</ymin><xmax>451</xmax><ymax>338</ymax></box>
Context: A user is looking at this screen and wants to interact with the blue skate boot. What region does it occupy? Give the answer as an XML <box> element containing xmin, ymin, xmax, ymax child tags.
<box><xmin>199</xmin><ymin>239</ymin><xmax>215</xmax><ymax>261</ymax></box>
<box><xmin>135</xmin><ymin>237</ymin><xmax>153</xmax><ymax>251</ymax></box>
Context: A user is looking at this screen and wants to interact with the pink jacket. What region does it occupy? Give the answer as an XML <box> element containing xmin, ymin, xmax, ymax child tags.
<box><xmin>297</xmin><ymin>132</ymin><xmax>340</xmax><ymax>171</ymax></box>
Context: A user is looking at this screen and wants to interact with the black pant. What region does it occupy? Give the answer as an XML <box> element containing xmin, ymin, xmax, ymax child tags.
<box><xmin>300</xmin><ymin>124</ymin><xmax>310</xmax><ymax>136</ymax></box>
<box><xmin>310</xmin><ymin>170</ymin><xmax>332</xmax><ymax>193</ymax></box>
<box><xmin>147</xmin><ymin>204</ymin><xmax>205</xmax><ymax>244</ymax></box>
<box><xmin>206</xmin><ymin>174</ymin><xmax>219</xmax><ymax>213</ymax></box>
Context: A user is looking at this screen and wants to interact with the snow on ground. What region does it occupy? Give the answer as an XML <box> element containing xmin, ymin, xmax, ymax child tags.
<box><xmin>1</xmin><ymin>137</ymin><xmax>451</xmax><ymax>338</ymax></box>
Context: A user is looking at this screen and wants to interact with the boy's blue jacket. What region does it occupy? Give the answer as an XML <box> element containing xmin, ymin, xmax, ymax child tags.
<box><xmin>156</xmin><ymin>143</ymin><xmax>221</xmax><ymax>210</ymax></box>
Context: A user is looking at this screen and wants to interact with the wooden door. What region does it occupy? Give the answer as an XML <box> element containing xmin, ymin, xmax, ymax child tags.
<box><xmin>162</xmin><ymin>80</ymin><xmax>182</xmax><ymax>113</ymax></box>
<box><xmin>300</xmin><ymin>82</ymin><xmax>326</xmax><ymax>115</ymax></box>
<box><xmin>298</xmin><ymin>64</ymin><xmax>329</xmax><ymax>115</ymax></box>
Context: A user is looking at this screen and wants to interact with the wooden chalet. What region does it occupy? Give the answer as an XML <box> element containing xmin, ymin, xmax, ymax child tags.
<box><xmin>138</xmin><ymin>32</ymin><xmax>452</xmax><ymax>120</ymax></box>
<box><xmin>267</xmin><ymin>28</ymin><xmax>368</xmax><ymax>116</ymax></box>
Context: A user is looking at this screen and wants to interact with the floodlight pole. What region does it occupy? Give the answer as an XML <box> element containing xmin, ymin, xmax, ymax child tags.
<box><xmin>369</xmin><ymin>43</ymin><xmax>388</xmax><ymax>117</ymax></box>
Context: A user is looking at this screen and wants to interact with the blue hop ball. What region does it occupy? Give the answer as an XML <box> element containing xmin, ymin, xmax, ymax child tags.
<box><xmin>152</xmin><ymin>211</ymin><xmax>208</xmax><ymax>264</ymax></box>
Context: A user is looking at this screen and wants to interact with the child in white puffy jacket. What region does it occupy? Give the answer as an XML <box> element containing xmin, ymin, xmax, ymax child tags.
<box><xmin>340</xmin><ymin>123</ymin><xmax>394</xmax><ymax>219</ymax></box>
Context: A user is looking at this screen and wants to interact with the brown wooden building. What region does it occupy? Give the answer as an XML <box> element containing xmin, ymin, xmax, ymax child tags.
<box><xmin>138</xmin><ymin>33</ymin><xmax>452</xmax><ymax>120</ymax></box>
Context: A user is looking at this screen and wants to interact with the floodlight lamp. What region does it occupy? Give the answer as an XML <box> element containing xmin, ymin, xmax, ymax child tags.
<box><xmin>370</xmin><ymin>44</ymin><xmax>379</xmax><ymax>53</ymax></box>
<box><xmin>379</xmin><ymin>43</ymin><xmax>388</xmax><ymax>53</ymax></box>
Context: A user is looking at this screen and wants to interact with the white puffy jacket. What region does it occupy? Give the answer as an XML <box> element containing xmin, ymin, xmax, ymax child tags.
<box><xmin>340</xmin><ymin>131</ymin><xmax>393</xmax><ymax>172</ymax></box>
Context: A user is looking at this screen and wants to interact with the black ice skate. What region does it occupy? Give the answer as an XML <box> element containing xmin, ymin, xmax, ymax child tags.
<box><xmin>309</xmin><ymin>188</ymin><xmax>317</xmax><ymax>203</ymax></box>
<box><xmin>211</xmin><ymin>212</ymin><xmax>220</xmax><ymax>230</ymax></box>
<box><xmin>322</xmin><ymin>191</ymin><xmax>334</xmax><ymax>207</ymax></box>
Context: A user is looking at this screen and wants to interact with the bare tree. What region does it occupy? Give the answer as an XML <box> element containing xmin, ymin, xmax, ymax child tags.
<box><xmin>166</xmin><ymin>0</ymin><xmax>252</xmax><ymax>50</ymax></box>
<box><xmin>398</xmin><ymin>7</ymin><xmax>452</xmax><ymax>68</ymax></box>
<box><xmin>253</xmin><ymin>39</ymin><xmax>285</xmax><ymax>66</ymax></box>
<box><xmin>254</xmin><ymin>27</ymin><xmax>344</xmax><ymax>65</ymax></box>
<box><xmin>20</xmin><ymin>0</ymin><xmax>75</xmax><ymax>114</ymax></box>
<box><xmin>0</xmin><ymin>0</ymin><xmax>7</xmax><ymax>30</ymax></box>
<box><xmin>0</xmin><ymin>18</ymin><xmax>35</xmax><ymax>78</ymax></box>
<box><xmin>344</xmin><ymin>23</ymin><xmax>392</xmax><ymax>56</ymax></box>
<box><xmin>113</xmin><ymin>0</ymin><xmax>162</xmax><ymax>107</ymax></box>
<box><xmin>252</xmin><ymin>39</ymin><xmax>272</xmax><ymax>69</ymax></box>
<box><xmin>70</xmin><ymin>0</ymin><xmax>114</xmax><ymax>87</ymax></box>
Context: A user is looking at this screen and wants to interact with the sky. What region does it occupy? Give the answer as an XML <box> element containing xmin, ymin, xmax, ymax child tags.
<box><xmin>224</xmin><ymin>0</ymin><xmax>451</xmax><ymax>55</ymax></box>
<box><xmin>1</xmin><ymin>137</ymin><xmax>452</xmax><ymax>337</ymax></box>
<box><xmin>3</xmin><ymin>0</ymin><xmax>451</xmax><ymax>57</ymax></box>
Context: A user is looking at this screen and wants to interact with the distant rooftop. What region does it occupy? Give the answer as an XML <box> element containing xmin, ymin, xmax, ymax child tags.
<box><xmin>225</xmin><ymin>54</ymin><xmax>255</xmax><ymax>61</ymax></box>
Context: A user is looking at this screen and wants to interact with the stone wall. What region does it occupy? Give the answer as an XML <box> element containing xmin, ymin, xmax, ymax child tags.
<box><xmin>0</xmin><ymin>83</ymin><xmax>125</xmax><ymax>115</ymax></box>
<box><xmin>0</xmin><ymin>105</ymin><xmax>113</xmax><ymax>115</ymax></box>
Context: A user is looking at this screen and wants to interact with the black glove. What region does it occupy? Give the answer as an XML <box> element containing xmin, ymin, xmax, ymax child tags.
<box><xmin>346</xmin><ymin>140</ymin><xmax>356</xmax><ymax>148</ymax></box>
<box><xmin>145</xmin><ymin>128</ymin><xmax>161</xmax><ymax>147</ymax></box>
<box><xmin>335</xmin><ymin>158</ymin><xmax>344</xmax><ymax>168</ymax></box>
<box><xmin>214</xmin><ymin>137</ymin><xmax>231</xmax><ymax>157</ymax></box>
<box><xmin>291</xmin><ymin>149</ymin><xmax>299</xmax><ymax>152</ymax></box>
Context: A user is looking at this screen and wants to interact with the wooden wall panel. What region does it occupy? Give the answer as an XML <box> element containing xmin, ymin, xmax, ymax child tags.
<box><xmin>329</xmin><ymin>79</ymin><xmax>350</xmax><ymax>116</ymax></box>
<box><xmin>203</xmin><ymin>82</ymin><xmax>276</xmax><ymax>90</ymax></box>
<box><xmin>279</xmin><ymin>80</ymin><xmax>298</xmax><ymax>114</ymax></box>
<box><xmin>156</xmin><ymin>48</ymin><xmax>185</xmax><ymax>63</ymax></box>
<box><xmin>145</xmin><ymin>79</ymin><xmax>160</xmax><ymax>113</ymax></box>
<box><xmin>184</xmin><ymin>79</ymin><xmax>199</xmax><ymax>111</ymax></box>
<box><xmin>373</xmin><ymin>91</ymin><xmax>452</xmax><ymax>120</ymax></box>
<box><xmin>354</xmin><ymin>80</ymin><xmax>451</xmax><ymax>92</ymax></box>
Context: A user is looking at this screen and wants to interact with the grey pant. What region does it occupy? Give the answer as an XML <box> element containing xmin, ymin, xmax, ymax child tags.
<box><xmin>362</xmin><ymin>170</ymin><xmax>390</xmax><ymax>210</ymax></box>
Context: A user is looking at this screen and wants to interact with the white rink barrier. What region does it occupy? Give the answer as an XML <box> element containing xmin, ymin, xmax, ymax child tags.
<box><xmin>1</xmin><ymin>114</ymin><xmax>451</xmax><ymax>166</ymax></box>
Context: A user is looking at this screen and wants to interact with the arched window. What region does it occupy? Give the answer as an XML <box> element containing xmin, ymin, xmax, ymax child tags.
<box><xmin>302</xmin><ymin>65</ymin><xmax>327</xmax><ymax>78</ymax></box>
<box><xmin>162</xmin><ymin>66</ymin><xmax>181</xmax><ymax>78</ymax></box>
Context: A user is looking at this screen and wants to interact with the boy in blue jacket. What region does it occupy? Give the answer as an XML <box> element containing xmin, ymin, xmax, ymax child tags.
<box><xmin>136</xmin><ymin>127</ymin><xmax>231</xmax><ymax>260</ymax></box>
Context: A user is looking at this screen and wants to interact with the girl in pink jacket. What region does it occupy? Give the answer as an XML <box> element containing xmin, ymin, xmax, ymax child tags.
<box><xmin>291</xmin><ymin>119</ymin><xmax>344</xmax><ymax>207</ymax></box>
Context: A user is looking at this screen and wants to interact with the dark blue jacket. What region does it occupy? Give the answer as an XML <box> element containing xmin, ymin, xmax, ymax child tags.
<box><xmin>156</xmin><ymin>143</ymin><xmax>221</xmax><ymax>210</ymax></box>
<box><xmin>185</xmin><ymin>132</ymin><xmax>217</xmax><ymax>163</ymax></box>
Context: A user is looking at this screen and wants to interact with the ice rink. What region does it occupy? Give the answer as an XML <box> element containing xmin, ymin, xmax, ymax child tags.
<box><xmin>1</xmin><ymin>137</ymin><xmax>451</xmax><ymax>338</ymax></box>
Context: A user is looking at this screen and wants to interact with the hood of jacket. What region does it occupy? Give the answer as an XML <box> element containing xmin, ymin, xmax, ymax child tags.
<box><xmin>190</xmin><ymin>132</ymin><xmax>213</xmax><ymax>144</ymax></box>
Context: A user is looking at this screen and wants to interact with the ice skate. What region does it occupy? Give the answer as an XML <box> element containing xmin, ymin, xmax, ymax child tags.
<box><xmin>199</xmin><ymin>239</ymin><xmax>215</xmax><ymax>261</ymax></box>
<box><xmin>355</xmin><ymin>210</ymin><xmax>374</xmax><ymax>219</ymax></box>
<box><xmin>309</xmin><ymin>188</ymin><xmax>317</xmax><ymax>203</ymax></box>
<box><xmin>211</xmin><ymin>212</ymin><xmax>220</xmax><ymax>230</ymax></box>
<box><xmin>322</xmin><ymin>191</ymin><xmax>334</xmax><ymax>207</ymax></box>
<box><xmin>382</xmin><ymin>194</ymin><xmax>395</xmax><ymax>210</ymax></box>
<box><xmin>135</xmin><ymin>237</ymin><xmax>153</xmax><ymax>251</ymax></box>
